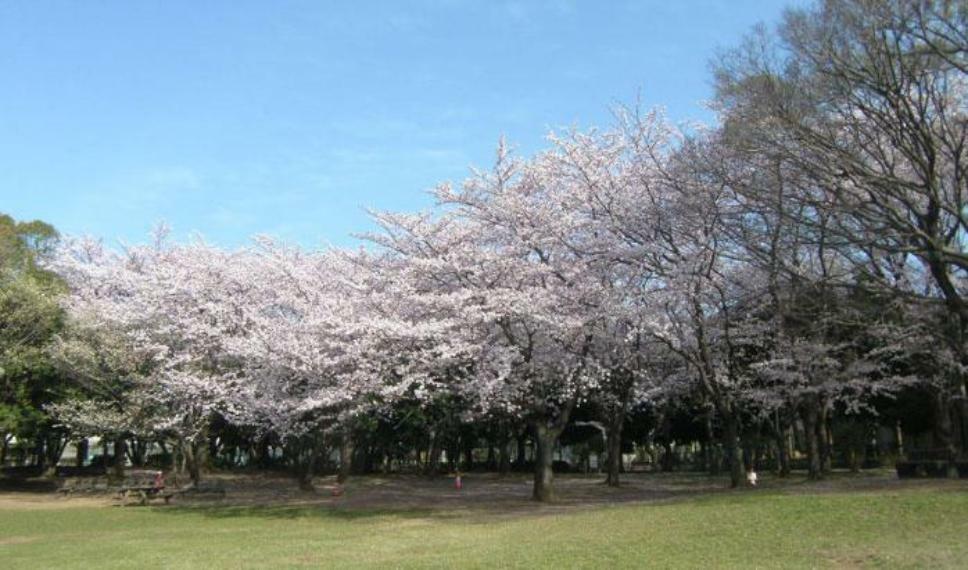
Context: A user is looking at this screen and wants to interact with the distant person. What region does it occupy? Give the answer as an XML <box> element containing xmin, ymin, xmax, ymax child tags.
<box><xmin>746</xmin><ymin>469</ymin><xmax>758</xmax><ymax>487</ymax></box>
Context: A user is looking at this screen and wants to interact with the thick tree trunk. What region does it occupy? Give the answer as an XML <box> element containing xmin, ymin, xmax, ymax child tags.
<box><xmin>33</xmin><ymin>438</ymin><xmax>46</xmax><ymax>470</ymax></box>
<box><xmin>820</xmin><ymin>407</ymin><xmax>833</xmax><ymax>474</ymax></box>
<box><xmin>704</xmin><ymin>411</ymin><xmax>721</xmax><ymax>475</ymax></box>
<box><xmin>112</xmin><ymin>438</ymin><xmax>127</xmax><ymax>481</ymax></box>
<box><xmin>42</xmin><ymin>436</ymin><xmax>67</xmax><ymax>478</ymax></box>
<box><xmin>530</xmin><ymin>391</ymin><xmax>579</xmax><ymax>502</ymax></box>
<box><xmin>775</xmin><ymin>429</ymin><xmax>790</xmax><ymax>477</ymax></box>
<box><xmin>722</xmin><ymin>414</ymin><xmax>745</xmax><ymax>488</ymax></box>
<box><xmin>181</xmin><ymin>437</ymin><xmax>207</xmax><ymax>487</ymax></box>
<box><xmin>125</xmin><ymin>439</ymin><xmax>140</xmax><ymax>467</ymax></box>
<box><xmin>848</xmin><ymin>448</ymin><xmax>860</xmax><ymax>473</ymax></box>
<box><xmin>338</xmin><ymin>432</ymin><xmax>353</xmax><ymax>485</ymax></box>
<box><xmin>660</xmin><ymin>441</ymin><xmax>676</xmax><ymax>472</ymax></box>
<box><xmin>802</xmin><ymin>406</ymin><xmax>823</xmax><ymax>480</ymax></box>
<box><xmin>254</xmin><ymin>438</ymin><xmax>271</xmax><ymax>469</ymax></box>
<box><xmin>771</xmin><ymin>412</ymin><xmax>790</xmax><ymax>477</ymax></box>
<box><xmin>75</xmin><ymin>439</ymin><xmax>89</xmax><ymax>468</ymax></box>
<box><xmin>532</xmin><ymin>423</ymin><xmax>559</xmax><ymax>502</ymax></box>
<box><xmin>605</xmin><ymin>416</ymin><xmax>624</xmax><ymax>487</ymax></box>
<box><xmin>296</xmin><ymin>440</ymin><xmax>319</xmax><ymax>491</ymax></box>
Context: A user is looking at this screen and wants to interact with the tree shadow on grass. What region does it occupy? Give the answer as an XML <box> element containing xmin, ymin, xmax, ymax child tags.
<box><xmin>154</xmin><ymin>503</ymin><xmax>442</xmax><ymax>523</ymax></box>
<box><xmin>147</xmin><ymin>472</ymin><xmax>736</xmax><ymax>524</ymax></box>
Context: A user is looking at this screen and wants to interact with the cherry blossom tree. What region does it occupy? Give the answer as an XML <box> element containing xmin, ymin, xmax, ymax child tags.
<box><xmin>51</xmin><ymin>231</ymin><xmax>244</xmax><ymax>484</ymax></box>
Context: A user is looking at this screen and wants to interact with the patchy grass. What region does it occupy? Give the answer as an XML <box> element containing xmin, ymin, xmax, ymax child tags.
<box><xmin>0</xmin><ymin>474</ymin><xmax>966</xmax><ymax>568</ymax></box>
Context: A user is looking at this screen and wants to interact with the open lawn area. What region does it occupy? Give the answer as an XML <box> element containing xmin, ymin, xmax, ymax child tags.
<box><xmin>1</xmin><ymin>472</ymin><xmax>966</xmax><ymax>569</ymax></box>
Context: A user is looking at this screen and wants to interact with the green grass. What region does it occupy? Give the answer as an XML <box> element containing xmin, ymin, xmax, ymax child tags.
<box><xmin>2</xmin><ymin>485</ymin><xmax>966</xmax><ymax>568</ymax></box>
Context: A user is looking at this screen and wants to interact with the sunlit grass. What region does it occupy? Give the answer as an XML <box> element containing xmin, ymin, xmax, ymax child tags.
<box><xmin>1</xmin><ymin>482</ymin><xmax>966</xmax><ymax>568</ymax></box>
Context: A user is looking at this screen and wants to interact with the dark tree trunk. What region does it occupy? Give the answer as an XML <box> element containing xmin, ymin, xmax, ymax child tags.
<box><xmin>820</xmin><ymin>407</ymin><xmax>833</xmax><ymax>474</ymax></box>
<box><xmin>75</xmin><ymin>439</ymin><xmax>89</xmax><ymax>468</ymax></box>
<box><xmin>127</xmin><ymin>438</ymin><xmax>148</xmax><ymax>467</ymax></box>
<box><xmin>605</xmin><ymin>414</ymin><xmax>625</xmax><ymax>487</ymax></box>
<box><xmin>42</xmin><ymin>435</ymin><xmax>67</xmax><ymax>477</ymax></box>
<box><xmin>181</xmin><ymin>437</ymin><xmax>207</xmax><ymax>487</ymax></box>
<box><xmin>532</xmin><ymin>423</ymin><xmax>559</xmax><ymax>502</ymax></box>
<box><xmin>296</xmin><ymin>439</ymin><xmax>319</xmax><ymax>491</ymax></box>
<box><xmin>425</xmin><ymin>429</ymin><xmax>441</xmax><ymax>476</ymax></box>
<box><xmin>848</xmin><ymin>447</ymin><xmax>861</xmax><ymax>473</ymax></box>
<box><xmin>772</xmin><ymin>414</ymin><xmax>791</xmax><ymax>477</ymax></box>
<box><xmin>722</xmin><ymin>414</ymin><xmax>745</xmax><ymax>488</ymax></box>
<box><xmin>33</xmin><ymin>438</ymin><xmax>46</xmax><ymax>470</ymax></box>
<box><xmin>704</xmin><ymin>411</ymin><xmax>721</xmax><ymax>475</ymax></box>
<box><xmin>775</xmin><ymin>429</ymin><xmax>790</xmax><ymax>477</ymax></box>
<box><xmin>338</xmin><ymin>432</ymin><xmax>353</xmax><ymax>484</ymax></box>
<box><xmin>112</xmin><ymin>438</ymin><xmax>127</xmax><ymax>481</ymax></box>
<box><xmin>802</xmin><ymin>405</ymin><xmax>823</xmax><ymax>480</ymax></box>
<box><xmin>660</xmin><ymin>441</ymin><xmax>675</xmax><ymax>472</ymax></box>
<box><xmin>530</xmin><ymin>394</ymin><xmax>578</xmax><ymax>503</ymax></box>
<box><xmin>255</xmin><ymin>438</ymin><xmax>271</xmax><ymax>469</ymax></box>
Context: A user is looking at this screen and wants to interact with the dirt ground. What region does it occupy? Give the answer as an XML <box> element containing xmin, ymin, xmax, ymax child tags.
<box><xmin>4</xmin><ymin>468</ymin><xmax>965</xmax><ymax>515</ymax></box>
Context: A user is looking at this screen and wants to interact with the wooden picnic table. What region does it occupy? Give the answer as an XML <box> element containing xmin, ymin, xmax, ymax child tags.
<box><xmin>119</xmin><ymin>485</ymin><xmax>175</xmax><ymax>505</ymax></box>
<box><xmin>117</xmin><ymin>471</ymin><xmax>176</xmax><ymax>505</ymax></box>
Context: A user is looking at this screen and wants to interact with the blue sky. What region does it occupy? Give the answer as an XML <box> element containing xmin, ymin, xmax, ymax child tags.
<box><xmin>0</xmin><ymin>1</ymin><xmax>792</xmax><ymax>248</ymax></box>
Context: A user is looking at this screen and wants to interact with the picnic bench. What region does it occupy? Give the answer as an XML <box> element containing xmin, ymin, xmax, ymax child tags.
<box><xmin>117</xmin><ymin>470</ymin><xmax>177</xmax><ymax>506</ymax></box>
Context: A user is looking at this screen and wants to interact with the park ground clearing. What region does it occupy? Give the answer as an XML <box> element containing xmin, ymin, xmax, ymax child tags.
<box><xmin>1</xmin><ymin>471</ymin><xmax>966</xmax><ymax>568</ymax></box>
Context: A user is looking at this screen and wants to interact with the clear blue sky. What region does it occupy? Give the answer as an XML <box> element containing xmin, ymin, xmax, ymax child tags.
<box><xmin>0</xmin><ymin>1</ymin><xmax>792</xmax><ymax>248</ymax></box>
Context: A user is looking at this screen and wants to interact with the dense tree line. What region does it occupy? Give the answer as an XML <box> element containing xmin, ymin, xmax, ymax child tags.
<box><xmin>3</xmin><ymin>0</ymin><xmax>965</xmax><ymax>501</ymax></box>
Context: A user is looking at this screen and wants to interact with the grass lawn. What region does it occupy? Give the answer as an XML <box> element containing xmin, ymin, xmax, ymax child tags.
<box><xmin>1</xmin><ymin>475</ymin><xmax>966</xmax><ymax>568</ymax></box>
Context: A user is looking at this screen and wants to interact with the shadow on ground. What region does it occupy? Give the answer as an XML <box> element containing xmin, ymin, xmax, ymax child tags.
<box><xmin>145</xmin><ymin>468</ymin><xmax>967</xmax><ymax>522</ymax></box>
<box><xmin>5</xmin><ymin>468</ymin><xmax>965</xmax><ymax>523</ymax></box>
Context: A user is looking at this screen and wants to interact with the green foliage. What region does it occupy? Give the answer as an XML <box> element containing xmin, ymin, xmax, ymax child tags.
<box><xmin>0</xmin><ymin>213</ymin><xmax>66</xmax><ymax>449</ymax></box>
<box><xmin>0</xmin><ymin>213</ymin><xmax>60</xmax><ymax>286</ymax></box>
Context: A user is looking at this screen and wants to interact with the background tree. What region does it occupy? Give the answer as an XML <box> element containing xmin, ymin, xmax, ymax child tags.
<box><xmin>0</xmin><ymin>213</ymin><xmax>67</xmax><ymax>475</ymax></box>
